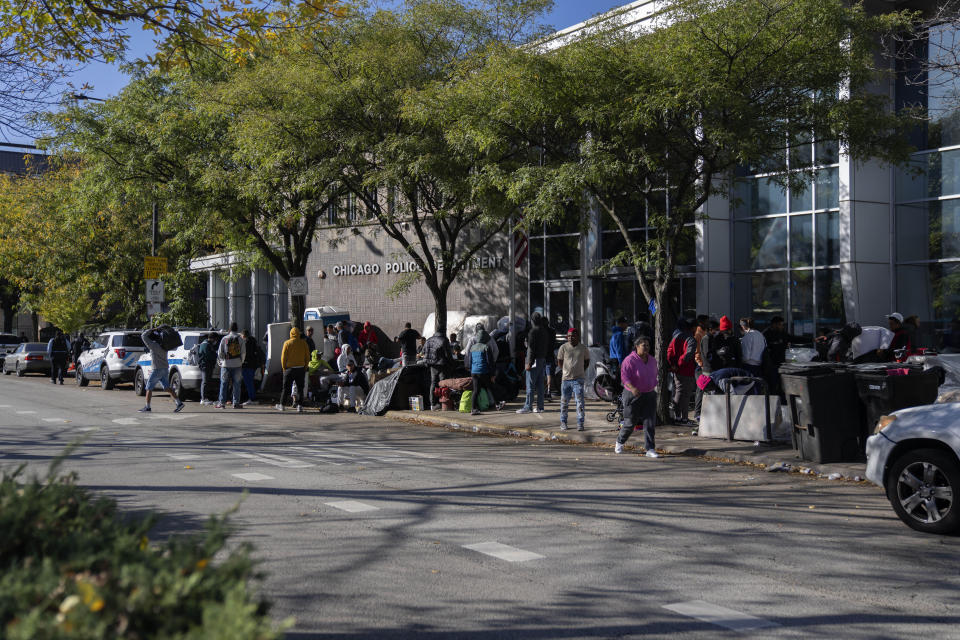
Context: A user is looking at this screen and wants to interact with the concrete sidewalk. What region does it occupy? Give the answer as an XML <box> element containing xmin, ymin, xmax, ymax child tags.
<box><xmin>384</xmin><ymin>397</ymin><xmax>868</xmax><ymax>482</ymax></box>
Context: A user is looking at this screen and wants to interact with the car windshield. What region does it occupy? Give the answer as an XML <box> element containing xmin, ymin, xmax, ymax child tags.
<box><xmin>24</xmin><ymin>343</ymin><xmax>46</xmax><ymax>352</ymax></box>
<box><xmin>120</xmin><ymin>334</ymin><xmax>144</xmax><ymax>348</ymax></box>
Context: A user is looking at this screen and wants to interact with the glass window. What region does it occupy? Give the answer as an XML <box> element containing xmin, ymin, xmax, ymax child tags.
<box><xmin>790</xmin><ymin>175</ymin><xmax>813</xmax><ymax>213</ymax></box>
<box><xmin>897</xmin><ymin>199</ymin><xmax>960</xmax><ymax>262</ymax></box>
<box><xmin>897</xmin><ymin>149</ymin><xmax>960</xmax><ymax>201</ymax></box>
<box><xmin>183</xmin><ymin>335</ymin><xmax>199</xmax><ymax>350</ymax></box>
<box><xmin>529</xmin><ymin>238</ymin><xmax>544</xmax><ymax>281</ymax></box>
<box><xmin>545</xmin><ymin>235</ymin><xmax>580</xmax><ymax>279</ymax></box>
<box><xmin>816</xmin><ymin>269</ymin><xmax>845</xmax><ymax>331</ymax></box>
<box><xmin>790</xmin><ymin>214</ymin><xmax>813</xmax><ymax>267</ymax></box>
<box><xmin>675</xmin><ymin>225</ymin><xmax>696</xmax><ymax>267</ymax></box>
<box><xmin>602</xmin><ymin>231</ymin><xmax>628</xmax><ymax>263</ymax></box>
<box><xmin>790</xmin><ymin>270</ymin><xmax>814</xmax><ymax>337</ymax></box>
<box><xmin>529</xmin><ymin>282</ymin><xmax>544</xmax><ymax>318</ymax></box>
<box><xmin>546</xmin><ymin>206</ymin><xmax>586</xmax><ymax>235</ymax></box>
<box><xmin>602</xmin><ymin>281</ymin><xmax>636</xmax><ymax>344</ymax></box>
<box><xmin>897</xmin><ymin>262</ymin><xmax>960</xmax><ymax>350</ymax></box>
<box><xmin>735</xmin><ymin>177</ymin><xmax>788</xmax><ymax>218</ymax></box>
<box><xmin>750</xmin><ymin>271</ymin><xmax>787</xmax><ymax>323</ymax></box>
<box><xmin>25</xmin><ymin>343</ymin><xmax>46</xmax><ymax>352</ymax></box>
<box><xmin>897</xmin><ymin>25</ymin><xmax>960</xmax><ymax>149</ymax></box>
<box><xmin>119</xmin><ymin>334</ymin><xmax>145</xmax><ymax>348</ymax></box>
<box><xmin>816</xmin><ymin>139</ymin><xmax>839</xmax><ymax>165</ymax></box>
<box><xmin>736</xmin><ymin>217</ymin><xmax>787</xmax><ymax>270</ymax></box>
<box><xmin>815</xmin><ymin>167</ymin><xmax>839</xmax><ymax>209</ymax></box>
<box><xmin>816</xmin><ymin>211</ymin><xmax>841</xmax><ymax>266</ymax></box>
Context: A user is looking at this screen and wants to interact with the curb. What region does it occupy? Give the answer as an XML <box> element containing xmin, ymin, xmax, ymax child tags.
<box><xmin>382</xmin><ymin>410</ymin><xmax>868</xmax><ymax>482</ymax></box>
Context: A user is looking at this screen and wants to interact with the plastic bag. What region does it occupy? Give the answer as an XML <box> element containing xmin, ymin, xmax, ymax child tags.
<box><xmin>459</xmin><ymin>390</ymin><xmax>473</xmax><ymax>413</ymax></box>
<box><xmin>478</xmin><ymin>388</ymin><xmax>491</xmax><ymax>411</ymax></box>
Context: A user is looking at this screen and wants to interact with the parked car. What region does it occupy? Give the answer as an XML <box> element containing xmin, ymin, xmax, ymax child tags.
<box><xmin>134</xmin><ymin>329</ymin><xmax>261</xmax><ymax>401</ymax></box>
<box><xmin>865</xmin><ymin>402</ymin><xmax>960</xmax><ymax>534</ymax></box>
<box><xmin>0</xmin><ymin>333</ymin><xmax>22</xmax><ymax>369</ymax></box>
<box><xmin>75</xmin><ymin>330</ymin><xmax>147</xmax><ymax>390</ymax></box>
<box><xmin>3</xmin><ymin>342</ymin><xmax>50</xmax><ymax>376</ymax></box>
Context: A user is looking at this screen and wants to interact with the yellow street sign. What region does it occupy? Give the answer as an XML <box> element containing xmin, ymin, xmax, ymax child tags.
<box><xmin>144</xmin><ymin>256</ymin><xmax>168</xmax><ymax>279</ymax></box>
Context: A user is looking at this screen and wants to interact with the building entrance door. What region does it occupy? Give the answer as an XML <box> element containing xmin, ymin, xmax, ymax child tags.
<box><xmin>546</xmin><ymin>282</ymin><xmax>578</xmax><ymax>335</ymax></box>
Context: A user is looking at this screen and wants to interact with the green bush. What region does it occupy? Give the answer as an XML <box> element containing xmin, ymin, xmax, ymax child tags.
<box><xmin>0</xmin><ymin>459</ymin><xmax>287</xmax><ymax>639</ymax></box>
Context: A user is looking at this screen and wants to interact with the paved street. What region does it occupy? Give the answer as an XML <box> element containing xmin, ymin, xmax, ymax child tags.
<box><xmin>2</xmin><ymin>374</ymin><xmax>959</xmax><ymax>639</ymax></box>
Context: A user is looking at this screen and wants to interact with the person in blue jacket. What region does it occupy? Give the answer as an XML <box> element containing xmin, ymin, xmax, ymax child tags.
<box><xmin>608</xmin><ymin>317</ymin><xmax>630</xmax><ymax>376</ymax></box>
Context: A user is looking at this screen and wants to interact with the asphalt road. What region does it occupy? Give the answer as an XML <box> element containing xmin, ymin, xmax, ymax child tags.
<box><xmin>2</xmin><ymin>373</ymin><xmax>959</xmax><ymax>639</ymax></box>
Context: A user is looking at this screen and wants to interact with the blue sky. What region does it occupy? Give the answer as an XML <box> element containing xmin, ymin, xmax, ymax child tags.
<box><xmin>69</xmin><ymin>2</ymin><xmax>629</xmax><ymax>99</ymax></box>
<box><xmin>7</xmin><ymin>2</ymin><xmax>628</xmax><ymax>143</ymax></box>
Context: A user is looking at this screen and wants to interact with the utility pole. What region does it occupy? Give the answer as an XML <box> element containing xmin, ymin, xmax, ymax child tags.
<box><xmin>151</xmin><ymin>202</ymin><xmax>158</xmax><ymax>256</ymax></box>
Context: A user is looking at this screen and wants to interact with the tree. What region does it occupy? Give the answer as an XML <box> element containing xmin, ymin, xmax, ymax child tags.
<box><xmin>0</xmin><ymin>159</ymin><xmax>153</xmax><ymax>329</ymax></box>
<box><xmin>448</xmin><ymin>0</ymin><xmax>918</xmax><ymax>419</ymax></box>
<box><xmin>45</xmin><ymin>62</ymin><xmax>340</xmax><ymax>330</ymax></box>
<box><xmin>0</xmin><ymin>0</ymin><xmax>346</xmax><ymax>70</ymax></box>
<box><xmin>237</xmin><ymin>0</ymin><xmax>552</xmax><ymax>334</ymax></box>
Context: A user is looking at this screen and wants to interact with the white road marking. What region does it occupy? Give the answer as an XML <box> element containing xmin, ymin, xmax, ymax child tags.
<box><xmin>223</xmin><ymin>450</ymin><xmax>313</xmax><ymax>469</ymax></box>
<box><xmin>146</xmin><ymin>414</ymin><xmax>189</xmax><ymax>421</ymax></box>
<box><xmin>365</xmin><ymin>444</ymin><xmax>439</xmax><ymax>459</ymax></box>
<box><xmin>463</xmin><ymin>542</ymin><xmax>545</xmax><ymax>562</ymax></box>
<box><xmin>77</xmin><ymin>427</ymin><xmax>99</xmax><ymax>432</ymax></box>
<box><xmin>112</xmin><ymin>418</ymin><xmax>141</xmax><ymax>425</ymax></box>
<box><xmin>232</xmin><ymin>472</ymin><xmax>274</xmax><ymax>482</ymax></box>
<box><xmin>42</xmin><ymin>418</ymin><xmax>69</xmax><ymax>423</ymax></box>
<box><xmin>662</xmin><ymin>601</ymin><xmax>779</xmax><ymax>632</ymax></box>
<box><xmin>326</xmin><ymin>500</ymin><xmax>379</xmax><ymax>513</ymax></box>
<box><xmin>0</xmin><ymin>404</ymin><xmax>11</xmax><ymax>407</ymax></box>
<box><xmin>15</xmin><ymin>410</ymin><xmax>36</xmax><ymax>414</ymax></box>
<box><xmin>167</xmin><ymin>453</ymin><xmax>201</xmax><ymax>461</ymax></box>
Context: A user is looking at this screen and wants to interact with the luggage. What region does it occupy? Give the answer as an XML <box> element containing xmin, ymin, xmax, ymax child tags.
<box><xmin>151</xmin><ymin>325</ymin><xmax>182</xmax><ymax>351</ymax></box>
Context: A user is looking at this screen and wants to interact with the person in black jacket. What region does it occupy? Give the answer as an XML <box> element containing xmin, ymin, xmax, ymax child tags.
<box><xmin>336</xmin><ymin>360</ymin><xmax>369</xmax><ymax>411</ymax></box>
<box><xmin>422</xmin><ymin>331</ymin><xmax>452</xmax><ymax>410</ymax></box>
<box><xmin>240</xmin><ymin>330</ymin><xmax>263</xmax><ymax>406</ymax></box>
<box><xmin>762</xmin><ymin>316</ymin><xmax>803</xmax><ymax>394</ymax></box>
<box><xmin>517</xmin><ymin>312</ymin><xmax>551</xmax><ymax>414</ymax></box>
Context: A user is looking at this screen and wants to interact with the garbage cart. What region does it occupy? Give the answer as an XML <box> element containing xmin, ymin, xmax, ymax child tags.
<box><xmin>780</xmin><ymin>363</ymin><xmax>863</xmax><ymax>463</ymax></box>
<box><xmin>851</xmin><ymin>363</ymin><xmax>941</xmax><ymax>440</ymax></box>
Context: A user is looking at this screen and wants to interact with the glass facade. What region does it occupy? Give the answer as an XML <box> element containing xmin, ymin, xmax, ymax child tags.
<box><xmin>896</xmin><ymin>24</ymin><xmax>960</xmax><ymax>350</ymax></box>
<box><xmin>733</xmin><ymin>146</ymin><xmax>842</xmax><ymax>337</ymax></box>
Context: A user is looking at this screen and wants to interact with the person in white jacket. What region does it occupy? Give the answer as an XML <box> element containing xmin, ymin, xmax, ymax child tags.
<box><xmin>337</xmin><ymin>344</ymin><xmax>357</xmax><ymax>373</ymax></box>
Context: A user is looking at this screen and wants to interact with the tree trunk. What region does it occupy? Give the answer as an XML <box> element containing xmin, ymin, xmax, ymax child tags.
<box><xmin>653</xmin><ymin>287</ymin><xmax>674</xmax><ymax>424</ymax></box>
<box><xmin>290</xmin><ymin>294</ymin><xmax>305</xmax><ymax>331</ymax></box>
<box><xmin>30</xmin><ymin>311</ymin><xmax>39</xmax><ymax>342</ymax></box>
<box><xmin>432</xmin><ymin>281</ymin><xmax>450</xmax><ymax>337</ymax></box>
<box><xmin>1</xmin><ymin>300</ymin><xmax>13</xmax><ymax>333</ymax></box>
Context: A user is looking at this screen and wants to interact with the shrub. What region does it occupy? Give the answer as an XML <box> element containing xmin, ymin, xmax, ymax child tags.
<box><xmin>0</xmin><ymin>459</ymin><xmax>287</xmax><ymax>639</ymax></box>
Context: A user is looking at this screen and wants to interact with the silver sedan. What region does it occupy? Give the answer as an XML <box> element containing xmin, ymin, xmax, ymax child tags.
<box><xmin>866</xmin><ymin>402</ymin><xmax>960</xmax><ymax>534</ymax></box>
<box><xmin>2</xmin><ymin>342</ymin><xmax>51</xmax><ymax>377</ymax></box>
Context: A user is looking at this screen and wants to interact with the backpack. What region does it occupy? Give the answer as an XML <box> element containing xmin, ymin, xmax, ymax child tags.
<box><xmin>52</xmin><ymin>335</ymin><xmax>67</xmax><ymax>353</ymax></box>
<box><xmin>224</xmin><ymin>334</ymin><xmax>242</xmax><ymax>359</ymax></box>
<box><xmin>469</xmin><ymin>341</ymin><xmax>490</xmax><ymax>374</ymax></box>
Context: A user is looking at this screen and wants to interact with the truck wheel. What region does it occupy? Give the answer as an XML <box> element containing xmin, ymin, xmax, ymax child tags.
<box><xmin>76</xmin><ymin>366</ymin><xmax>89</xmax><ymax>387</ymax></box>
<box><xmin>887</xmin><ymin>448</ymin><xmax>960</xmax><ymax>535</ymax></box>
<box><xmin>134</xmin><ymin>369</ymin><xmax>145</xmax><ymax>396</ymax></box>
<box><xmin>100</xmin><ymin>366</ymin><xmax>115</xmax><ymax>390</ymax></box>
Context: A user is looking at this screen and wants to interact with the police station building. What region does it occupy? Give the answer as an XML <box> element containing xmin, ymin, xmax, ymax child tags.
<box><xmin>193</xmin><ymin>0</ymin><xmax>960</xmax><ymax>351</ymax></box>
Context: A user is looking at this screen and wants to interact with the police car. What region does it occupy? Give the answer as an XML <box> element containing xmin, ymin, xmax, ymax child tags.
<box><xmin>133</xmin><ymin>329</ymin><xmax>224</xmax><ymax>400</ymax></box>
<box><xmin>75</xmin><ymin>330</ymin><xmax>148</xmax><ymax>390</ymax></box>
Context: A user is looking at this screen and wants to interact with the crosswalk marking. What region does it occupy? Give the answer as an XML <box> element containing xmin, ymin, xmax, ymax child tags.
<box><xmin>222</xmin><ymin>449</ymin><xmax>314</xmax><ymax>469</ymax></box>
<box><xmin>663</xmin><ymin>601</ymin><xmax>779</xmax><ymax>632</ymax></box>
<box><xmin>463</xmin><ymin>542</ymin><xmax>544</xmax><ymax>562</ymax></box>
<box><xmin>326</xmin><ymin>500</ymin><xmax>379</xmax><ymax>513</ymax></box>
<box><xmin>42</xmin><ymin>418</ymin><xmax>68</xmax><ymax>423</ymax></box>
<box><xmin>167</xmin><ymin>453</ymin><xmax>201</xmax><ymax>461</ymax></box>
<box><xmin>112</xmin><ymin>418</ymin><xmax>140</xmax><ymax>425</ymax></box>
<box><xmin>15</xmin><ymin>410</ymin><xmax>36</xmax><ymax>414</ymax></box>
<box><xmin>232</xmin><ymin>472</ymin><xmax>274</xmax><ymax>482</ymax></box>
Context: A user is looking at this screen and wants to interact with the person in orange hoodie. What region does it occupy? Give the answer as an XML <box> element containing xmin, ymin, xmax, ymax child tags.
<box><xmin>277</xmin><ymin>326</ymin><xmax>311</xmax><ymax>413</ymax></box>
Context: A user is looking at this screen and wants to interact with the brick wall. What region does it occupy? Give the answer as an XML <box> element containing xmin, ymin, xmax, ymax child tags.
<box><xmin>304</xmin><ymin>225</ymin><xmax>528</xmax><ymax>338</ymax></box>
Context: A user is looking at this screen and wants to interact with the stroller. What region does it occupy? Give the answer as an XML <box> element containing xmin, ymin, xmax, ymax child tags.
<box><xmin>593</xmin><ymin>359</ymin><xmax>623</xmax><ymax>424</ymax></box>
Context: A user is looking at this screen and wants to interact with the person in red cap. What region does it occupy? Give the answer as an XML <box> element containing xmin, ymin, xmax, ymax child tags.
<box><xmin>556</xmin><ymin>327</ymin><xmax>590</xmax><ymax>431</ymax></box>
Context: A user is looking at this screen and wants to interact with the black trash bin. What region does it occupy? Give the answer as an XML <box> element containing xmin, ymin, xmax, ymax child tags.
<box><xmin>780</xmin><ymin>363</ymin><xmax>863</xmax><ymax>463</ymax></box>
<box><xmin>851</xmin><ymin>364</ymin><xmax>940</xmax><ymax>439</ymax></box>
